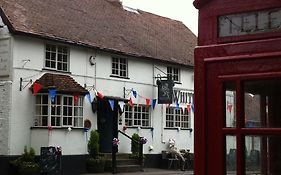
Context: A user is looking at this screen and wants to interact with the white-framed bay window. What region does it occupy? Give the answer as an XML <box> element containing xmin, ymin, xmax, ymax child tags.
<box><xmin>166</xmin><ymin>107</ymin><xmax>189</xmax><ymax>128</ymax></box>
<box><xmin>124</xmin><ymin>104</ymin><xmax>151</xmax><ymax>127</ymax></box>
<box><xmin>35</xmin><ymin>94</ymin><xmax>83</xmax><ymax>127</ymax></box>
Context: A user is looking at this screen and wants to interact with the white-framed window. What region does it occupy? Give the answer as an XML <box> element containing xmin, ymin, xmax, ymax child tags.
<box><xmin>35</xmin><ymin>94</ymin><xmax>83</xmax><ymax>127</ymax></box>
<box><xmin>111</xmin><ymin>57</ymin><xmax>128</xmax><ymax>78</ymax></box>
<box><xmin>124</xmin><ymin>104</ymin><xmax>150</xmax><ymax>127</ymax></box>
<box><xmin>45</xmin><ymin>44</ymin><xmax>69</xmax><ymax>71</ymax></box>
<box><xmin>166</xmin><ymin>107</ymin><xmax>189</xmax><ymax>128</ymax></box>
<box><xmin>167</xmin><ymin>66</ymin><xmax>180</xmax><ymax>83</ymax></box>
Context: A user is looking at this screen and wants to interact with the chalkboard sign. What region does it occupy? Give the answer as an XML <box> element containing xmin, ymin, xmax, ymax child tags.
<box><xmin>40</xmin><ymin>147</ymin><xmax>59</xmax><ymax>173</ymax></box>
<box><xmin>157</xmin><ymin>80</ymin><xmax>174</xmax><ymax>104</ymax></box>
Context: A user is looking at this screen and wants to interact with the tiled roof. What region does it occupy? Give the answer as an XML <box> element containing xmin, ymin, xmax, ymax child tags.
<box><xmin>0</xmin><ymin>0</ymin><xmax>196</xmax><ymax>66</ymax></box>
<box><xmin>34</xmin><ymin>73</ymin><xmax>88</xmax><ymax>95</ymax></box>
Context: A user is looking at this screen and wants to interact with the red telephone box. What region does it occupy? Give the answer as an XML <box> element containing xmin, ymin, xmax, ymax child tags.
<box><xmin>194</xmin><ymin>0</ymin><xmax>281</xmax><ymax>174</ymax></box>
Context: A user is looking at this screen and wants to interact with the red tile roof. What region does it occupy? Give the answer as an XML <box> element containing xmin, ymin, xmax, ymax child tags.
<box><xmin>0</xmin><ymin>0</ymin><xmax>196</xmax><ymax>66</ymax></box>
<box><xmin>34</xmin><ymin>73</ymin><xmax>88</xmax><ymax>95</ymax></box>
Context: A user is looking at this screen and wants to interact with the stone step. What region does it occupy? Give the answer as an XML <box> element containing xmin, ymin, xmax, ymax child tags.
<box><xmin>116</xmin><ymin>158</ymin><xmax>139</xmax><ymax>166</ymax></box>
<box><xmin>116</xmin><ymin>164</ymin><xmax>142</xmax><ymax>173</ymax></box>
<box><xmin>102</xmin><ymin>153</ymin><xmax>131</xmax><ymax>159</ymax></box>
<box><xmin>102</xmin><ymin>153</ymin><xmax>142</xmax><ymax>173</ymax></box>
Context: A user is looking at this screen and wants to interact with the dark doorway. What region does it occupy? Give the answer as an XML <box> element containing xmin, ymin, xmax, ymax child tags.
<box><xmin>97</xmin><ymin>97</ymin><xmax>118</xmax><ymax>153</ymax></box>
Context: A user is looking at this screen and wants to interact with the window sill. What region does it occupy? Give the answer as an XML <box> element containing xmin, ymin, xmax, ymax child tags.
<box><xmin>110</xmin><ymin>75</ymin><xmax>130</xmax><ymax>79</ymax></box>
<box><xmin>126</xmin><ymin>126</ymin><xmax>153</xmax><ymax>129</ymax></box>
<box><xmin>164</xmin><ymin>127</ymin><xmax>193</xmax><ymax>132</ymax></box>
<box><xmin>42</xmin><ymin>68</ymin><xmax>72</xmax><ymax>74</ymax></box>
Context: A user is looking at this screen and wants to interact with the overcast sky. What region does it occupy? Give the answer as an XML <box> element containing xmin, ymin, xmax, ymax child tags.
<box><xmin>121</xmin><ymin>0</ymin><xmax>198</xmax><ymax>35</ymax></box>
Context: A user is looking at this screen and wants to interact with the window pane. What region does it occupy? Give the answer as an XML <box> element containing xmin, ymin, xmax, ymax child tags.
<box><xmin>225</xmin><ymin>82</ymin><xmax>236</xmax><ymax>128</ymax></box>
<box><xmin>226</xmin><ymin>135</ymin><xmax>237</xmax><ymax>174</ymax></box>
<box><xmin>245</xmin><ymin>136</ymin><xmax>261</xmax><ymax>174</ymax></box>
<box><xmin>42</xmin><ymin>116</ymin><xmax>48</xmax><ymax>126</ymax></box>
<box><xmin>166</xmin><ymin>107</ymin><xmax>174</xmax><ymax>127</ymax></box>
<box><xmin>244</xmin><ymin>135</ymin><xmax>281</xmax><ymax>175</ymax></box>
<box><xmin>244</xmin><ymin>79</ymin><xmax>281</xmax><ymax>128</ymax></box>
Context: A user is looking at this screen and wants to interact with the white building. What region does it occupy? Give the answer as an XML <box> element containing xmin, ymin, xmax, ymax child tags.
<box><xmin>0</xmin><ymin>0</ymin><xmax>196</xmax><ymax>173</ymax></box>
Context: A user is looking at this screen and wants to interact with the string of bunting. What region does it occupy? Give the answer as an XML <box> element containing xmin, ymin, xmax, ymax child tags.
<box><xmin>130</xmin><ymin>89</ymin><xmax>195</xmax><ymax>113</ymax></box>
<box><xmin>31</xmin><ymin>82</ymin><xmax>194</xmax><ymax>113</ymax></box>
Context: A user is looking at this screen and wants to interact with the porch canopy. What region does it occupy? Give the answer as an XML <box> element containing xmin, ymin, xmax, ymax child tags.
<box><xmin>31</xmin><ymin>73</ymin><xmax>88</xmax><ymax>95</ymax></box>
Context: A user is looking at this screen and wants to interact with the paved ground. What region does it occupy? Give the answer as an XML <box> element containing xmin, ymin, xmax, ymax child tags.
<box><xmin>81</xmin><ymin>168</ymin><xmax>194</xmax><ymax>175</ymax></box>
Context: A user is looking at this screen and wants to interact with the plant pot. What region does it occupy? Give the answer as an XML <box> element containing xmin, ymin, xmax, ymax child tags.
<box><xmin>86</xmin><ymin>158</ymin><xmax>105</xmax><ymax>173</ymax></box>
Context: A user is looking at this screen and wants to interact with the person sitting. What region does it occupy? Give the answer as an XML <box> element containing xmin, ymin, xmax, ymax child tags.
<box><xmin>168</xmin><ymin>138</ymin><xmax>186</xmax><ymax>171</ymax></box>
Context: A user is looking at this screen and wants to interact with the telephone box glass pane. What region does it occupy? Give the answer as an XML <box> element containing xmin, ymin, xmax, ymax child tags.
<box><xmin>245</xmin><ymin>136</ymin><xmax>261</xmax><ymax>174</ymax></box>
<box><xmin>226</xmin><ymin>135</ymin><xmax>237</xmax><ymax>174</ymax></box>
<box><xmin>245</xmin><ymin>135</ymin><xmax>281</xmax><ymax>175</ymax></box>
<box><xmin>244</xmin><ymin>79</ymin><xmax>281</xmax><ymax>128</ymax></box>
<box><xmin>225</xmin><ymin>82</ymin><xmax>236</xmax><ymax>128</ymax></box>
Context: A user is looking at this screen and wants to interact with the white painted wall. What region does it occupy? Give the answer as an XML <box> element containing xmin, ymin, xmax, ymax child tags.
<box><xmin>2</xmin><ymin>34</ymin><xmax>194</xmax><ymax>156</ymax></box>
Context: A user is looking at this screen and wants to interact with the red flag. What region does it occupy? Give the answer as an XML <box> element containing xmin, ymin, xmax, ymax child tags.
<box><xmin>146</xmin><ymin>99</ymin><xmax>150</xmax><ymax>108</ymax></box>
<box><xmin>228</xmin><ymin>103</ymin><xmax>233</xmax><ymax>113</ymax></box>
<box><xmin>97</xmin><ymin>91</ymin><xmax>104</xmax><ymax>99</ymax></box>
<box><xmin>33</xmin><ymin>82</ymin><xmax>42</xmax><ymax>96</ymax></box>
<box><xmin>129</xmin><ymin>97</ymin><xmax>133</xmax><ymax>107</ymax></box>
<box><xmin>74</xmin><ymin>94</ymin><xmax>79</xmax><ymax>105</ymax></box>
<box><xmin>187</xmin><ymin>104</ymin><xmax>191</xmax><ymax>113</ymax></box>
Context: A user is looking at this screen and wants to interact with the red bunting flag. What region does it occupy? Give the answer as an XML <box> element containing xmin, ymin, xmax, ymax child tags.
<box><xmin>146</xmin><ymin>99</ymin><xmax>150</xmax><ymax>108</ymax></box>
<box><xmin>227</xmin><ymin>103</ymin><xmax>233</xmax><ymax>113</ymax></box>
<box><xmin>129</xmin><ymin>97</ymin><xmax>133</xmax><ymax>107</ymax></box>
<box><xmin>187</xmin><ymin>104</ymin><xmax>191</xmax><ymax>113</ymax></box>
<box><xmin>97</xmin><ymin>91</ymin><xmax>104</xmax><ymax>99</ymax></box>
<box><xmin>33</xmin><ymin>82</ymin><xmax>42</xmax><ymax>96</ymax></box>
<box><xmin>74</xmin><ymin>94</ymin><xmax>79</xmax><ymax>105</ymax></box>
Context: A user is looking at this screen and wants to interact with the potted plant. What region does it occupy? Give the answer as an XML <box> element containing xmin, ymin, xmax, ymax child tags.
<box><xmin>130</xmin><ymin>133</ymin><xmax>140</xmax><ymax>159</ymax></box>
<box><xmin>86</xmin><ymin>130</ymin><xmax>105</xmax><ymax>173</ymax></box>
<box><xmin>10</xmin><ymin>146</ymin><xmax>40</xmax><ymax>175</ymax></box>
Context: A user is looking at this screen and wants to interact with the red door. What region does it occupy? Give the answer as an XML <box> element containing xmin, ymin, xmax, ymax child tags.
<box><xmin>200</xmin><ymin>55</ymin><xmax>281</xmax><ymax>175</ymax></box>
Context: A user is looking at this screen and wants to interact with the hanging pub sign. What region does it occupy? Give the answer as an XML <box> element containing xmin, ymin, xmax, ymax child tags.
<box><xmin>157</xmin><ymin>79</ymin><xmax>174</xmax><ymax>104</ymax></box>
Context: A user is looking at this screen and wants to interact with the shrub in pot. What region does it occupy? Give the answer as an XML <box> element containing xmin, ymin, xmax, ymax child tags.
<box><xmin>86</xmin><ymin>130</ymin><xmax>105</xmax><ymax>173</ymax></box>
<box><xmin>10</xmin><ymin>146</ymin><xmax>40</xmax><ymax>175</ymax></box>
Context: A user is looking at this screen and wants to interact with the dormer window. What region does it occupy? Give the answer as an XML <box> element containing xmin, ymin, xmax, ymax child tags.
<box><xmin>45</xmin><ymin>44</ymin><xmax>69</xmax><ymax>72</ymax></box>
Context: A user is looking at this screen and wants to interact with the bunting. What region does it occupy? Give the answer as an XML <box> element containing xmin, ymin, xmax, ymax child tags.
<box><xmin>86</xmin><ymin>88</ymin><xmax>195</xmax><ymax>114</ymax></box>
<box><xmin>152</xmin><ymin>99</ymin><xmax>157</xmax><ymax>110</ymax></box>
<box><xmin>146</xmin><ymin>99</ymin><xmax>150</xmax><ymax>108</ymax></box>
<box><xmin>186</xmin><ymin>103</ymin><xmax>191</xmax><ymax>113</ymax></box>
<box><xmin>118</xmin><ymin>101</ymin><xmax>125</xmax><ymax>112</ymax></box>
<box><xmin>74</xmin><ymin>94</ymin><xmax>79</xmax><ymax>105</ymax></box>
<box><xmin>176</xmin><ymin>101</ymin><xmax>180</xmax><ymax>109</ymax></box>
<box><xmin>132</xmin><ymin>90</ymin><xmax>137</xmax><ymax>98</ymax></box>
<box><xmin>85</xmin><ymin>93</ymin><xmax>92</xmax><ymax>103</ymax></box>
<box><xmin>97</xmin><ymin>91</ymin><xmax>104</xmax><ymax>99</ymax></box>
<box><xmin>48</xmin><ymin>89</ymin><xmax>57</xmax><ymax>103</ymax></box>
<box><xmin>129</xmin><ymin>97</ymin><xmax>133</xmax><ymax>107</ymax></box>
<box><xmin>109</xmin><ymin>99</ymin><xmax>115</xmax><ymax>111</ymax></box>
<box><xmin>227</xmin><ymin>102</ymin><xmax>233</xmax><ymax>113</ymax></box>
<box><xmin>191</xmin><ymin>103</ymin><xmax>195</xmax><ymax>112</ymax></box>
<box><xmin>32</xmin><ymin>82</ymin><xmax>42</xmax><ymax>96</ymax></box>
